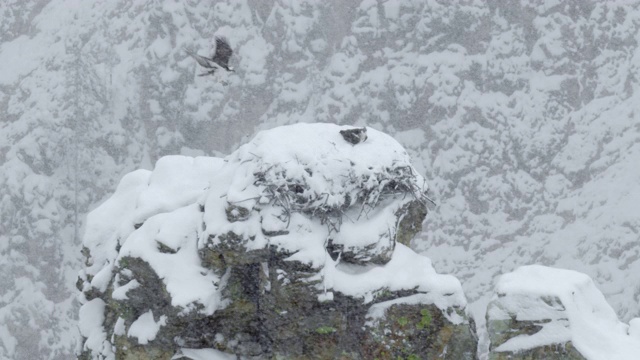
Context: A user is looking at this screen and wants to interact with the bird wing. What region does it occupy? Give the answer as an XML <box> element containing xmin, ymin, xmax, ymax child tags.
<box><xmin>185</xmin><ymin>49</ymin><xmax>215</xmax><ymax>69</ymax></box>
<box><xmin>212</xmin><ymin>37</ymin><xmax>233</xmax><ymax>67</ymax></box>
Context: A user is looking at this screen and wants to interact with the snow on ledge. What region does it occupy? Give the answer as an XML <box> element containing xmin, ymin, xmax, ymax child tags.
<box><xmin>490</xmin><ymin>265</ymin><xmax>640</xmax><ymax>360</ymax></box>
<box><xmin>173</xmin><ymin>348</ymin><xmax>236</xmax><ymax>360</ymax></box>
<box><xmin>127</xmin><ymin>310</ymin><xmax>167</xmax><ymax>345</ymax></box>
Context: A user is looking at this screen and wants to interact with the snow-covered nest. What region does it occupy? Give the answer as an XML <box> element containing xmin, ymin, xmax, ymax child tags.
<box><xmin>78</xmin><ymin>123</ymin><xmax>465</xmax><ymax>358</ymax></box>
<box><xmin>488</xmin><ymin>265</ymin><xmax>640</xmax><ymax>360</ymax></box>
<box><xmin>202</xmin><ymin>123</ymin><xmax>432</xmax><ymax>266</ymax></box>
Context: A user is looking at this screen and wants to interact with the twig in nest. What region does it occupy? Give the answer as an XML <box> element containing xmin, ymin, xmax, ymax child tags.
<box><xmin>229</xmin><ymin>196</ymin><xmax>261</xmax><ymax>204</ymax></box>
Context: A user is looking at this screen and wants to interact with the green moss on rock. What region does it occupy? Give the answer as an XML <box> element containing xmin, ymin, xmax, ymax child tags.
<box><xmin>489</xmin><ymin>341</ymin><xmax>586</xmax><ymax>360</ymax></box>
<box><xmin>363</xmin><ymin>303</ymin><xmax>477</xmax><ymax>360</ymax></box>
<box><xmin>114</xmin><ymin>335</ymin><xmax>174</xmax><ymax>360</ymax></box>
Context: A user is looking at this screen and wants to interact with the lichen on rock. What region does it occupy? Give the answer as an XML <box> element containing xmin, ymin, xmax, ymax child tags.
<box><xmin>77</xmin><ymin>123</ymin><xmax>476</xmax><ymax>359</ymax></box>
<box><xmin>363</xmin><ymin>294</ymin><xmax>477</xmax><ymax>359</ymax></box>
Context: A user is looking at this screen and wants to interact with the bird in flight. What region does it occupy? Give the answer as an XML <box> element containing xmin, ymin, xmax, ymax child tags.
<box><xmin>185</xmin><ymin>37</ymin><xmax>235</xmax><ymax>77</ymax></box>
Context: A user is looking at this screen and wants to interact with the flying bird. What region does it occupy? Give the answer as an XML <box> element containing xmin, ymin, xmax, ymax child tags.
<box><xmin>185</xmin><ymin>37</ymin><xmax>235</xmax><ymax>77</ymax></box>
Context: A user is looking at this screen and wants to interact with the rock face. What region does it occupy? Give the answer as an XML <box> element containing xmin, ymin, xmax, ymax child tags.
<box><xmin>487</xmin><ymin>299</ymin><xmax>586</xmax><ymax>360</ymax></box>
<box><xmin>486</xmin><ymin>265</ymin><xmax>640</xmax><ymax>360</ymax></box>
<box><xmin>77</xmin><ymin>123</ymin><xmax>477</xmax><ymax>359</ymax></box>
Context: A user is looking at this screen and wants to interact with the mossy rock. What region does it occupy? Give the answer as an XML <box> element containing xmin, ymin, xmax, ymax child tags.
<box><xmin>76</xmin><ymin>349</ymin><xmax>92</xmax><ymax>360</ymax></box>
<box><xmin>114</xmin><ymin>335</ymin><xmax>174</xmax><ymax>360</ymax></box>
<box><xmin>486</xmin><ymin>295</ymin><xmax>585</xmax><ymax>360</ymax></box>
<box><xmin>338</xmin><ymin>239</ymin><xmax>395</xmax><ymax>265</ymax></box>
<box><xmin>395</xmin><ymin>200</ymin><xmax>428</xmax><ymax>247</ymax></box>
<box><xmin>488</xmin><ymin>341</ymin><xmax>586</xmax><ymax>360</ymax></box>
<box><xmin>362</xmin><ymin>302</ymin><xmax>477</xmax><ymax>360</ymax></box>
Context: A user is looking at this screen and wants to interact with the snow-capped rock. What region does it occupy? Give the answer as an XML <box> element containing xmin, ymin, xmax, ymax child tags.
<box><xmin>78</xmin><ymin>123</ymin><xmax>476</xmax><ymax>359</ymax></box>
<box><xmin>486</xmin><ymin>265</ymin><xmax>640</xmax><ymax>360</ymax></box>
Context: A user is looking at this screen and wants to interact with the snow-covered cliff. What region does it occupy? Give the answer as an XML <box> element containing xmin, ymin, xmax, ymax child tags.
<box><xmin>78</xmin><ymin>123</ymin><xmax>476</xmax><ymax>359</ymax></box>
<box><xmin>1</xmin><ymin>1</ymin><xmax>640</xmax><ymax>359</ymax></box>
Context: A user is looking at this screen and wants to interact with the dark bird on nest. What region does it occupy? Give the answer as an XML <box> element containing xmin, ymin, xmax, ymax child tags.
<box><xmin>185</xmin><ymin>37</ymin><xmax>235</xmax><ymax>76</ymax></box>
<box><xmin>339</xmin><ymin>127</ymin><xmax>368</xmax><ymax>145</ymax></box>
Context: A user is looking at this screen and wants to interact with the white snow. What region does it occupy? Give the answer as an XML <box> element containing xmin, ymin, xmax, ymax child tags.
<box><xmin>117</xmin><ymin>203</ymin><xmax>223</xmax><ymax>313</ymax></box>
<box><xmin>0</xmin><ymin>35</ymin><xmax>51</xmax><ymax>84</ymax></box>
<box><xmin>81</xmin><ymin>155</ymin><xmax>223</xmax><ymax>294</ymax></box>
<box><xmin>113</xmin><ymin>317</ymin><xmax>126</xmax><ymax>336</ymax></box>
<box><xmin>82</xmin><ymin>169</ymin><xmax>152</xmax><ymax>292</ymax></box>
<box><xmin>111</xmin><ymin>279</ymin><xmax>139</xmax><ymax>300</ymax></box>
<box><xmin>629</xmin><ymin>319</ymin><xmax>640</xmax><ymax>341</ymax></box>
<box><xmin>490</xmin><ymin>265</ymin><xmax>640</xmax><ymax>359</ymax></box>
<box><xmin>78</xmin><ymin>299</ymin><xmax>111</xmax><ymax>358</ymax></box>
<box><xmin>173</xmin><ymin>348</ymin><xmax>236</xmax><ymax>360</ymax></box>
<box><xmin>127</xmin><ymin>310</ymin><xmax>167</xmax><ymax>345</ymax></box>
<box><xmin>78</xmin><ymin>155</ymin><xmax>225</xmax><ymax>358</ymax></box>
<box><xmin>0</xmin><ymin>325</ymin><xmax>17</xmax><ymax>357</ymax></box>
<box><xmin>325</xmin><ymin>244</ymin><xmax>465</xmax><ymax>311</ymax></box>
